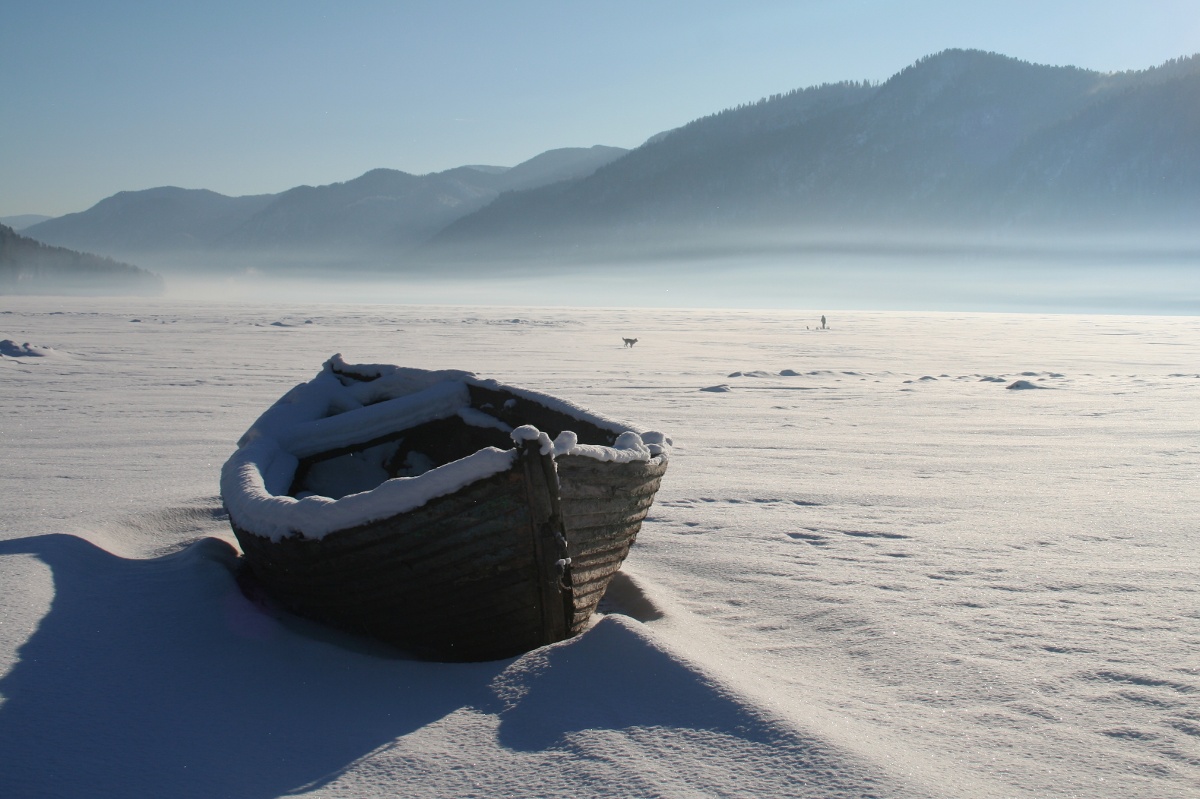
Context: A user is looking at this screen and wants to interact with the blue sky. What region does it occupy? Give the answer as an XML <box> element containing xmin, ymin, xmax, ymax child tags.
<box><xmin>2</xmin><ymin>1</ymin><xmax>1196</xmax><ymax>217</ymax></box>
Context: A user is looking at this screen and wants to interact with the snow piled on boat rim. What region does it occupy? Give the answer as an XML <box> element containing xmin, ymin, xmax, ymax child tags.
<box><xmin>221</xmin><ymin>356</ymin><xmax>669</xmax><ymax>541</ymax></box>
<box><xmin>222</xmin><ymin>442</ymin><xmax>517</xmax><ymax>541</ymax></box>
<box><xmin>549</xmin><ymin>429</ymin><xmax>666</xmax><ymax>462</ymax></box>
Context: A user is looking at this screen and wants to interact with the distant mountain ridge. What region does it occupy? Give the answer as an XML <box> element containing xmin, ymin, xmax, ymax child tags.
<box><xmin>28</xmin><ymin>188</ymin><xmax>278</xmax><ymax>254</ymax></box>
<box><xmin>0</xmin><ymin>215</ymin><xmax>53</xmax><ymax>231</ymax></box>
<box><xmin>431</xmin><ymin>50</ymin><xmax>1200</xmax><ymax>258</ymax></box>
<box><xmin>20</xmin><ymin>49</ymin><xmax>1200</xmax><ymax>272</ymax></box>
<box><xmin>24</xmin><ymin>146</ymin><xmax>627</xmax><ymax>263</ymax></box>
<box><xmin>0</xmin><ymin>224</ymin><xmax>162</xmax><ymax>295</ymax></box>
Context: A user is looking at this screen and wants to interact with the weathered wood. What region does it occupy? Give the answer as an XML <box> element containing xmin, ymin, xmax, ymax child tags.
<box><xmin>518</xmin><ymin>440</ymin><xmax>573</xmax><ymax>646</ymax></box>
<box><xmin>557</xmin><ymin>454</ymin><xmax>668</xmax><ymax>632</ymax></box>
<box><xmin>236</xmin><ymin>467</ymin><xmax>552</xmax><ymax>661</ymax></box>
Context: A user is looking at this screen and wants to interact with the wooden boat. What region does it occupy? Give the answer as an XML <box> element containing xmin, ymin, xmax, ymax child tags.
<box><xmin>221</xmin><ymin>355</ymin><xmax>669</xmax><ymax>661</ymax></box>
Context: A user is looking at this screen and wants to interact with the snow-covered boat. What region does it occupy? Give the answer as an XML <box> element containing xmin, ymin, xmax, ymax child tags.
<box><xmin>220</xmin><ymin>355</ymin><xmax>670</xmax><ymax>661</ymax></box>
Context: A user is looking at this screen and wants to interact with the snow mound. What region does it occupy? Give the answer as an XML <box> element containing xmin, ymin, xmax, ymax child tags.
<box><xmin>0</xmin><ymin>339</ymin><xmax>54</xmax><ymax>357</ymax></box>
<box><xmin>492</xmin><ymin>615</ymin><xmax>784</xmax><ymax>749</ymax></box>
<box><xmin>1006</xmin><ymin>379</ymin><xmax>1049</xmax><ymax>390</ymax></box>
<box><xmin>700</xmin><ymin>384</ymin><xmax>733</xmax><ymax>392</ymax></box>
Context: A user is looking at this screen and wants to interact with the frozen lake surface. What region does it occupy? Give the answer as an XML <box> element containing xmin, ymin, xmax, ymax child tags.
<box><xmin>1</xmin><ymin>298</ymin><xmax>1197</xmax><ymax>798</ymax></box>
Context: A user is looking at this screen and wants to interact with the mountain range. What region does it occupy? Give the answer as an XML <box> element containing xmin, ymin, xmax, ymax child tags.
<box><xmin>433</xmin><ymin>49</ymin><xmax>1200</xmax><ymax>260</ymax></box>
<box><xmin>21</xmin><ymin>49</ymin><xmax>1200</xmax><ymax>272</ymax></box>
<box><xmin>24</xmin><ymin>146</ymin><xmax>627</xmax><ymax>267</ymax></box>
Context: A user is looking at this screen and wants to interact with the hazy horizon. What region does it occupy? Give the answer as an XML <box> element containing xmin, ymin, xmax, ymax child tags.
<box><xmin>151</xmin><ymin>243</ymin><xmax>1200</xmax><ymax>316</ymax></box>
<box><xmin>8</xmin><ymin>223</ymin><xmax>1199</xmax><ymax>314</ymax></box>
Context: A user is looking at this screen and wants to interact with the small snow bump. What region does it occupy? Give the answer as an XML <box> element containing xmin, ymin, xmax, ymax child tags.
<box><xmin>0</xmin><ymin>339</ymin><xmax>53</xmax><ymax>357</ymax></box>
<box><xmin>511</xmin><ymin>425</ymin><xmax>554</xmax><ymax>454</ymax></box>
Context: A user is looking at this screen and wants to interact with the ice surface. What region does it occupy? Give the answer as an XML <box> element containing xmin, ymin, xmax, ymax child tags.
<box><xmin>1</xmin><ymin>300</ymin><xmax>1198</xmax><ymax>799</ymax></box>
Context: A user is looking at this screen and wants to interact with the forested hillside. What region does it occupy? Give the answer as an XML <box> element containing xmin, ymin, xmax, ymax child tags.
<box><xmin>0</xmin><ymin>225</ymin><xmax>163</xmax><ymax>295</ymax></box>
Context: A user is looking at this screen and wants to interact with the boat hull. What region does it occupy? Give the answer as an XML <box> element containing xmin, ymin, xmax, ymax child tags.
<box><xmin>225</xmin><ymin>360</ymin><xmax>669</xmax><ymax>661</ymax></box>
<box><xmin>557</xmin><ymin>454</ymin><xmax>668</xmax><ymax>634</ymax></box>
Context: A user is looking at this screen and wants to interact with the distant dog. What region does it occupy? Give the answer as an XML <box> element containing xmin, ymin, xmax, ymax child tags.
<box><xmin>623</xmin><ymin>337</ymin><xmax>638</xmax><ymax>348</ymax></box>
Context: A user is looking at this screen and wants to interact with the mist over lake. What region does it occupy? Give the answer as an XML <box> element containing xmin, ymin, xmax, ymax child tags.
<box><xmin>160</xmin><ymin>241</ymin><xmax>1200</xmax><ymax>316</ymax></box>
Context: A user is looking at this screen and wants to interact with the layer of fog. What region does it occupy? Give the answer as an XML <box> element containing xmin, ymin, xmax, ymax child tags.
<box><xmin>163</xmin><ymin>249</ymin><xmax>1200</xmax><ymax>315</ymax></box>
<box><xmin>25</xmin><ymin>225</ymin><xmax>1194</xmax><ymax>312</ymax></box>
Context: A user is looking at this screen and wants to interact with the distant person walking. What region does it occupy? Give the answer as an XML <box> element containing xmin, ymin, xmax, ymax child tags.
<box><xmin>820</xmin><ymin>315</ymin><xmax>827</xmax><ymax>330</ymax></box>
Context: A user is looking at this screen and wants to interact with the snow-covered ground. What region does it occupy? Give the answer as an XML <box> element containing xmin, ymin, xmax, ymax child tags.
<box><xmin>1</xmin><ymin>298</ymin><xmax>1197</xmax><ymax>799</ymax></box>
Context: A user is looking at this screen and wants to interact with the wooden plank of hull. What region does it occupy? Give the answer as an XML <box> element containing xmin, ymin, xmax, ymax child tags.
<box><xmin>555</xmin><ymin>453</ymin><xmax>668</xmax><ymax>634</ymax></box>
<box><xmin>234</xmin><ymin>446</ymin><xmax>572</xmax><ymax>662</ymax></box>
